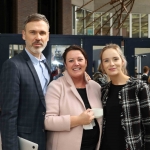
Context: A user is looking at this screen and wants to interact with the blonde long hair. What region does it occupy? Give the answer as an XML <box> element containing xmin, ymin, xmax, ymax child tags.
<box><xmin>99</xmin><ymin>43</ymin><xmax>128</xmax><ymax>75</ymax></box>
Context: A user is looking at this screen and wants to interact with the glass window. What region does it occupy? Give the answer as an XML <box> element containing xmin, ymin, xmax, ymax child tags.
<box><xmin>141</xmin><ymin>14</ymin><xmax>148</xmax><ymax>38</ymax></box>
<box><xmin>73</xmin><ymin>5</ymin><xmax>149</xmax><ymax>38</ymax></box>
<box><xmin>51</xmin><ymin>45</ymin><xmax>69</xmax><ymax>80</ymax></box>
<box><xmin>113</xmin><ymin>14</ymin><xmax>120</xmax><ymax>36</ymax></box>
<box><xmin>92</xmin><ymin>45</ymin><xmax>104</xmax><ymax>74</ymax></box>
<box><xmin>121</xmin><ymin>14</ymin><xmax>129</xmax><ymax>37</ymax></box>
<box><xmin>76</xmin><ymin>8</ymin><xmax>84</xmax><ymax>35</ymax></box>
<box><xmin>102</xmin><ymin>13</ymin><xmax>110</xmax><ymax>35</ymax></box>
<box><xmin>85</xmin><ymin>11</ymin><xmax>94</xmax><ymax>35</ymax></box>
<box><xmin>132</xmin><ymin>14</ymin><xmax>140</xmax><ymax>38</ymax></box>
<box><xmin>135</xmin><ymin>48</ymin><xmax>150</xmax><ymax>78</ymax></box>
<box><xmin>94</xmin><ymin>13</ymin><xmax>102</xmax><ymax>35</ymax></box>
<box><xmin>9</xmin><ymin>44</ymin><xmax>24</xmax><ymax>58</ymax></box>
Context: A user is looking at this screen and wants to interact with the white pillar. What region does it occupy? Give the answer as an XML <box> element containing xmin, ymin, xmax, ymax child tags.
<box><xmin>129</xmin><ymin>13</ymin><xmax>132</xmax><ymax>38</ymax></box>
<box><xmin>110</xmin><ymin>13</ymin><xmax>113</xmax><ymax>36</ymax></box>
<box><xmin>74</xmin><ymin>6</ymin><xmax>77</xmax><ymax>35</ymax></box>
<box><xmin>139</xmin><ymin>14</ymin><xmax>141</xmax><ymax>38</ymax></box>
<box><xmin>148</xmin><ymin>14</ymin><xmax>150</xmax><ymax>38</ymax></box>
<box><xmin>137</xmin><ymin>56</ymin><xmax>141</xmax><ymax>79</ymax></box>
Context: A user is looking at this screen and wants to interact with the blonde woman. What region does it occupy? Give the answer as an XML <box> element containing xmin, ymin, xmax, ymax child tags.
<box><xmin>99</xmin><ymin>44</ymin><xmax>150</xmax><ymax>150</ymax></box>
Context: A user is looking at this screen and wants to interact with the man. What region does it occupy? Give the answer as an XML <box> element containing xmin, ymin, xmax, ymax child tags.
<box><xmin>141</xmin><ymin>66</ymin><xmax>149</xmax><ymax>84</ymax></box>
<box><xmin>0</xmin><ymin>13</ymin><xmax>50</xmax><ymax>150</ymax></box>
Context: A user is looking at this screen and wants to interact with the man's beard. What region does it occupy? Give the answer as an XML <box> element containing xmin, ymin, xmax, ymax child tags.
<box><xmin>31</xmin><ymin>41</ymin><xmax>46</xmax><ymax>53</ymax></box>
<box><xmin>30</xmin><ymin>45</ymin><xmax>45</xmax><ymax>54</ymax></box>
<box><xmin>27</xmin><ymin>42</ymin><xmax>47</xmax><ymax>54</ymax></box>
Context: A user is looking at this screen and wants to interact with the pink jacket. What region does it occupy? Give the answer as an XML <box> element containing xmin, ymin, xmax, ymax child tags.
<box><xmin>45</xmin><ymin>71</ymin><xmax>103</xmax><ymax>150</ymax></box>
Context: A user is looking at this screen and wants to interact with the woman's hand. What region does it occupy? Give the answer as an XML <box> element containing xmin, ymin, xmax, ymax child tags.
<box><xmin>70</xmin><ymin>109</ymin><xmax>94</xmax><ymax>128</ymax></box>
<box><xmin>78</xmin><ymin>109</ymin><xmax>94</xmax><ymax>125</ymax></box>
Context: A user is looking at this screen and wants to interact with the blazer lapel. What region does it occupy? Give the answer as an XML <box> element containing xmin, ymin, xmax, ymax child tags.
<box><xmin>70</xmin><ymin>87</ymin><xmax>85</xmax><ymax>106</ymax></box>
<box><xmin>21</xmin><ymin>50</ymin><xmax>46</xmax><ymax>108</ymax></box>
<box><xmin>63</xmin><ymin>71</ymin><xmax>85</xmax><ymax>107</ymax></box>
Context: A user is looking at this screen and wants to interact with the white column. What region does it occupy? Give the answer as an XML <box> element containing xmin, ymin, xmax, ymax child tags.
<box><xmin>139</xmin><ymin>14</ymin><xmax>141</xmax><ymax>38</ymax></box>
<box><xmin>110</xmin><ymin>13</ymin><xmax>113</xmax><ymax>36</ymax></box>
<box><xmin>72</xmin><ymin>5</ymin><xmax>75</xmax><ymax>35</ymax></box>
<box><xmin>148</xmin><ymin>14</ymin><xmax>150</xmax><ymax>38</ymax></box>
<box><xmin>137</xmin><ymin>56</ymin><xmax>141</xmax><ymax>79</ymax></box>
<box><xmin>129</xmin><ymin>13</ymin><xmax>132</xmax><ymax>38</ymax></box>
<box><xmin>74</xmin><ymin>6</ymin><xmax>77</xmax><ymax>35</ymax></box>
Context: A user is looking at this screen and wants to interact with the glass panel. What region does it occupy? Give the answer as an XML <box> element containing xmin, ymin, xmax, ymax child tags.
<box><xmin>113</xmin><ymin>13</ymin><xmax>120</xmax><ymax>36</ymax></box>
<box><xmin>102</xmin><ymin>13</ymin><xmax>110</xmax><ymax>35</ymax></box>
<box><xmin>134</xmin><ymin>48</ymin><xmax>150</xmax><ymax>78</ymax></box>
<box><xmin>93</xmin><ymin>45</ymin><xmax>110</xmax><ymax>86</ymax></box>
<box><xmin>51</xmin><ymin>45</ymin><xmax>69</xmax><ymax>80</ymax></box>
<box><xmin>76</xmin><ymin>8</ymin><xmax>84</xmax><ymax>35</ymax></box>
<box><xmin>132</xmin><ymin>14</ymin><xmax>140</xmax><ymax>38</ymax></box>
<box><xmin>9</xmin><ymin>44</ymin><xmax>24</xmax><ymax>58</ymax></box>
<box><xmin>141</xmin><ymin>14</ymin><xmax>148</xmax><ymax>38</ymax></box>
<box><xmin>92</xmin><ymin>45</ymin><xmax>104</xmax><ymax>74</ymax></box>
<box><xmin>94</xmin><ymin>13</ymin><xmax>102</xmax><ymax>35</ymax></box>
<box><xmin>121</xmin><ymin>14</ymin><xmax>129</xmax><ymax>37</ymax></box>
<box><xmin>86</xmin><ymin>11</ymin><xmax>93</xmax><ymax>35</ymax></box>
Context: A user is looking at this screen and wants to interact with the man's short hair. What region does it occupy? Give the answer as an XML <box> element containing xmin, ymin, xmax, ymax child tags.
<box><xmin>143</xmin><ymin>66</ymin><xmax>149</xmax><ymax>73</ymax></box>
<box><xmin>23</xmin><ymin>13</ymin><xmax>50</xmax><ymax>30</ymax></box>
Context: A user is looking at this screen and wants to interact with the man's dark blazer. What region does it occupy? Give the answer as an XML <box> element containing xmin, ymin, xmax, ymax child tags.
<box><xmin>0</xmin><ymin>50</ymin><xmax>50</xmax><ymax>150</ymax></box>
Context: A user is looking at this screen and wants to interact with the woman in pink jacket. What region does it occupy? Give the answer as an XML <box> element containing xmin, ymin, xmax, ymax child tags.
<box><xmin>45</xmin><ymin>45</ymin><xmax>102</xmax><ymax>150</ymax></box>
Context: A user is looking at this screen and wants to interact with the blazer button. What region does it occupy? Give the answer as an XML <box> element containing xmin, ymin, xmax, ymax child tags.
<box><xmin>42</xmin><ymin>112</ymin><xmax>45</xmax><ymax>115</ymax></box>
<box><xmin>42</xmin><ymin>129</ymin><xmax>45</xmax><ymax>132</ymax></box>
